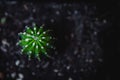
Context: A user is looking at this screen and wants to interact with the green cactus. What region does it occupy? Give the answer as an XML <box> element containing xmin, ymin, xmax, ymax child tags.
<box><xmin>18</xmin><ymin>24</ymin><xmax>54</xmax><ymax>60</ymax></box>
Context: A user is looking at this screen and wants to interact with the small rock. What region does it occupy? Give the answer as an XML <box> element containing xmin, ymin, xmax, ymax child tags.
<box><xmin>36</xmin><ymin>64</ymin><xmax>40</xmax><ymax>68</ymax></box>
<box><xmin>98</xmin><ymin>58</ymin><xmax>103</xmax><ymax>62</ymax></box>
<box><xmin>74</xmin><ymin>49</ymin><xmax>78</xmax><ymax>55</ymax></box>
<box><xmin>15</xmin><ymin>60</ymin><xmax>20</xmax><ymax>66</ymax></box>
<box><xmin>94</xmin><ymin>31</ymin><xmax>97</xmax><ymax>35</ymax></box>
<box><xmin>2</xmin><ymin>39</ymin><xmax>10</xmax><ymax>47</ymax></box>
<box><xmin>19</xmin><ymin>64</ymin><xmax>24</xmax><ymax>68</ymax></box>
<box><xmin>18</xmin><ymin>73</ymin><xmax>24</xmax><ymax>79</ymax></box>
<box><xmin>53</xmin><ymin>69</ymin><xmax>59</xmax><ymax>73</ymax></box>
<box><xmin>11</xmin><ymin>72</ymin><xmax>16</xmax><ymax>78</ymax></box>
<box><xmin>70</xmin><ymin>33</ymin><xmax>74</xmax><ymax>39</ymax></box>
<box><xmin>50</xmin><ymin>19</ymin><xmax>54</xmax><ymax>23</ymax></box>
<box><xmin>103</xmin><ymin>19</ymin><xmax>107</xmax><ymax>23</ymax></box>
<box><xmin>68</xmin><ymin>77</ymin><xmax>73</xmax><ymax>80</ymax></box>
<box><xmin>42</xmin><ymin>62</ymin><xmax>49</xmax><ymax>69</ymax></box>
<box><xmin>66</xmin><ymin>65</ymin><xmax>70</xmax><ymax>70</ymax></box>
<box><xmin>32</xmin><ymin>72</ymin><xmax>36</xmax><ymax>75</ymax></box>
<box><xmin>80</xmin><ymin>68</ymin><xmax>84</xmax><ymax>72</ymax></box>
<box><xmin>56</xmin><ymin>11</ymin><xmax>60</xmax><ymax>15</ymax></box>
<box><xmin>74</xmin><ymin>10</ymin><xmax>78</xmax><ymax>14</ymax></box>
<box><xmin>89</xmin><ymin>59</ymin><xmax>93</xmax><ymax>63</ymax></box>
<box><xmin>0</xmin><ymin>46</ymin><xmax>7</xmax><ymax>52</ymax></box>
<box><xmin>16</xmin><ymin>78</ymin><xmax>22</xmax><ymax>80</ymax></box>
<box><xmin>58</xmin><ymin>72</ymin><xmax>63</xmax><ymax>76</ymax></box>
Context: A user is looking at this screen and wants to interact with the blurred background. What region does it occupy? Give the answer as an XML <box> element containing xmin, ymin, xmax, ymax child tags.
<box><xmin>0</xmin><ymin>1</ymin><xmax>119</xmax><ymax>80</ymax></box>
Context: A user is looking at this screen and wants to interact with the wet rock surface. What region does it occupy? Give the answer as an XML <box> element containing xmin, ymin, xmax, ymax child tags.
<box><xmin>0</xmin><ymin>1</ymin><xmax>118</xmax><ymax>80</ymax></box>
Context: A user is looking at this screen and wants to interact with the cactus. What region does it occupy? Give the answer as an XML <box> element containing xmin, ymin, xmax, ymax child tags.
<box><xmin>18</xmin><ymin>24</ymin><xmax>54</xmax><ymax>60</ymax></box>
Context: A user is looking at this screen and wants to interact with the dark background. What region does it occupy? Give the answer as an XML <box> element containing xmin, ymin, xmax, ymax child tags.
<box><xmin>0</xmin><ymin>1</ymin><xmax>119</xmax><ymax>80</ymax></box>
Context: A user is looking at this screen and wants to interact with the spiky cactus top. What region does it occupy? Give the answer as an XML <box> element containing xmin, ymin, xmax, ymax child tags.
<box><xmin>18</xmin><ymin>24</ymin><xmax>53</xmax><ymax>60</ymax></box>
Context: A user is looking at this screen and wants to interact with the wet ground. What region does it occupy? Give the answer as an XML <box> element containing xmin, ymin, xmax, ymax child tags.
<box><xmin>0</xmin><ymin>1</ymin><xmax>119</xmax><ymax>80</ymax></box>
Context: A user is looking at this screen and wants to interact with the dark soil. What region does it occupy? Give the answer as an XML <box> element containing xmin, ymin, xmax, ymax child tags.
<box><xmin>0</xmin><ymin>1</ymin><xmax>119</xmax><ymax>80</ymax></box>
